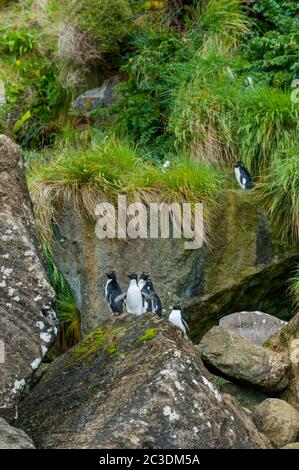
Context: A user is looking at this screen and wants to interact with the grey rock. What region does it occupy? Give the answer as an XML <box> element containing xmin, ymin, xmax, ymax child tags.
<box><xmin>219</xmin><ymin>311</ymin><xmax>286</xmax><ymax>345</ymax></box>
<box><xmin>264</xmin><ymin>313</ymin><xmax>299</xmax><ymax>410</ymax></box>
<box><xmin>71</xmin><ymin>74</ymin><xmax>125</xmax><ymax>113</ymax></box>
<box><xmin>197</xmin><ymin>326</ymin><xmax>292</xmax><ymax>392</ymax></box>
<box><xmin>252</xmin><ymin>399</ymin><xmax>299</xmax><ymax>448</ymax></box>
<box><xmin>0</xmin><ymin>417</ymin><xmax>35</xmax><ymax>449</ymax></box>
<box><xmin>222</xmin><ymin>394</ymin><xmax>272</xmax><ymax>448</ymax></box>
<box><xmin>0</xmin><ymin>135</ymin><xmax>58</xmax><ymax>416</ymax></box>
<box><xmin>16</xmin><ymin>315</ymin><xmax>266</xmax><ymax>449</ymax></box>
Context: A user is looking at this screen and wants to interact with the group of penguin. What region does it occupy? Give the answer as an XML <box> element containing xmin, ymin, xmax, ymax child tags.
<box><xmin>104</xmin><ymin>162</ymin><xmax>253</xmax><ymax>335</ymax></box>
<box><xmin>104</xmin><ymin>271</ymin><xmax>189</xmax><ymax>335</ymax></box>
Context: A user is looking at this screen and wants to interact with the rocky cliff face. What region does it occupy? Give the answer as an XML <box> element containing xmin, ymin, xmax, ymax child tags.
<box><xmin>16</xmin><ymin>314</ymin><xmax>267</xmax><ymax>449</ymax></box>
<box><xmin>52</xmin><ymin>190</ymin><xmax>298</xmax><ymax>338</ymax></box>
<box><xmin>0</xmin><ymin>135</ymin><xmax>58</xmax><ymax>418</ymax></box>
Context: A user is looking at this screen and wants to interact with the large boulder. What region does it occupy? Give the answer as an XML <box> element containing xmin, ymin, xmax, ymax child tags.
<box><xmin>221</xmin><ymin>393</ymin><xmax>272</xmax><ymax>448</ymax></box>
<box><xmin>252</xmin><ymin>399</ymin><xmax>299</xmax><ymax>448</ymax></box>
<box><xmin>52</xmin><ymin>190</ymin><xmax>299</xmax><ymax>336</ymax></box>
<box><xmin>197</xmin><ymin>326</ymin><xmax>292</xmax><ymax>393</ymax></box>
<box><xmin>0</xmin><ymin>135</ymin><xmax>58</xmax><ymax>418</ymax></box>
<box><xmin>0</xmin><ymin>417</ymin><xmax>35</xmax><ymax>449</ymax></box>
<box><xmin>16</xmin><ymin>314</ymin><xmax>266</xmax><ymax>449</ymax></box>
<box><xmin>219</xmin><ymin>311</ymin><xmax>286</xmax><ymax>346</ymax></box>
<box><xmin>264</xmin><ymin>312</ymin><xmax>299</xmax><ymax>355</ymax></box>
<box><xmin>264</xmin><ymin>313</ymin><xmax>299</xmax><ymax>410</ymax></box>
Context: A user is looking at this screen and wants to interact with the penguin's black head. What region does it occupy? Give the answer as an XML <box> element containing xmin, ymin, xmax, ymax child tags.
<box><xmin>233</xmin><ymin>161</ymin><xmax>243</xmax><ymax>168</ymax></box>
<box><xmin>105</xmin><ymin>270</ymin><xmax>116</xmax><ymax>280</ymax></box>
<box><xmin>127</xmin><ymin>272</ymin><xmax>138</xmax><ymax>281</ymax></box>
<box><xmin>146</xmin><ymin>279</ymin><xmax>154</xmax><ymax>289</ymax></box>
<box><xmin>172</xmin><ymin>304</ymin><xmax>182</xmax><ymax>311</ymax></box>
<box><xmin>140</xmin><ymin>272</ymin><xmax>150</xmax><ymax>281</ymax></box>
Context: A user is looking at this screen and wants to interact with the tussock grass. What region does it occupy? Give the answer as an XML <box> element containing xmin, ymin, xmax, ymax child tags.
<box><xmin>256</xmin><ymin>147</ymin><xmax>299</xmax><ymax>244</ymax></box>
<box><xmin>238</xmin><ymin>87</ymin><xmax>299</xmax><ymax>175</ymax></box>
<box><xmin>28</xmin><ymin>135</ymin><xmax>225</xmax><ymax>244</ymax></box>
<box><xmin>170</xmin><ymin>55</ymin><xmax>299</xmax><ymax>175</ymax></box>
<box><xmin>199</xmin><ymin>0</ymin><xmax>250</xmax><ymax>48</ymax></box>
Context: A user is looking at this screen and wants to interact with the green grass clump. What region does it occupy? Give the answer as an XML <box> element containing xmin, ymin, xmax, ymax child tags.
<box><xmin>237</xmin><ymin>87</ymin><xmax>299</xmax><ymax>176</ymax></box>
<box><xmin>256</xmin><ymin>148</ymin><xmax>299</xmax><ymax>244</ymax></box>
<box><xmin>199</xmin><ymin>0</ymin><xmax>250</xmax><ymax>42</ymax></box>
<box><xmin>74</xmin><ymin>326</ymin><xmax>127</xmax><ymax>360</ymax></box>
<box><xmin>138</xmin><ymin>328</ymin><xmax>158</xmax><ymax>341</ymax></box>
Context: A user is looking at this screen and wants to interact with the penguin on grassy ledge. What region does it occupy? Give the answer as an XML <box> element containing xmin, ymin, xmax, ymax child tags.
<box><xmin>168</xmin><ymin>304</ymin><xmax>189</xmax><ymax>335</ymax></box>
<box><xmin>233</xmin><ymin>161</ymin><xmax>254</xmax><ymax>190</ymax></box>
<box><xmin>104</xmin><ymin>271</ymin><xmax>124</xmax><ymax>316</ymax></box>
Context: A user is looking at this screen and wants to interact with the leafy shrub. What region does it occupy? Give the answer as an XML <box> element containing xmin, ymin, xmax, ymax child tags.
<box><xmin>0</xmin><ymin>19</ymin><xmax>68</xmax><ymax>148</ymax></box>
<box><xmin>100</xmin><ymin>1</ymin><xmax>250</xmax><ymax>156</ymax></box>
<box><xmin>242</xmin><ymin>0</ymin><xmax>299</xmax><ymax>88</ymax></box>
<box><xmin>0</xmin><ymin>26</ymin><xmax>34</xmax><ymax>55</ymax></box>
<box><xmin>106</xmin><ymin>23</ymin><xmax>183</xmax><ymax>155</ymax></box>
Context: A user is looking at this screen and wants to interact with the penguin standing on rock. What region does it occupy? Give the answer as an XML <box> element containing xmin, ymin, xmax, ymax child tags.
<box><xmin>138</xmin><ymin>272</ymin><xmax>149</xmax><ymax>293</ymax></box>
<box><xmin>104</xmin><ymin>271</ymin><xmax>124</xmax><ymax>316</ymax></box>
<box><xmin>233</xmin><ymin>161</ymin><xmax>254</xmax><ymax>190</ymax></box>
<box><xmin>138</xmin><ymin>272</ymin><xmax>150</xmax><ymax>313</ymax></box>
<box><xmin>168</xmin><ymin>304</ymin><xmax>189</xmax><ymax>334</ymax></box>
<box><xmin>139</xmin><ymin>272</ymin><xmax>162</xmax><ymax>316</ymax></box>
<box><xmin>145</xmin><ymin>280</ymin><xmax>163</xmax><ymax>316</ymax></box>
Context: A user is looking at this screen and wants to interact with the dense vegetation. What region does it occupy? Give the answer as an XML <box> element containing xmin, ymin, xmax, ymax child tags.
<box><xmin>1</xmin><ymin>0</ymin><xmax>298</xmax><ymax>347</ymax></box>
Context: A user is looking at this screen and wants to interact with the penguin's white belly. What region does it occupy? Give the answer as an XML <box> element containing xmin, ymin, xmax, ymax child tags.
<box><xmin>126</xmin><ymin>285</ymin><xmax>143</xmax><ymax>315</ymax></box>
<box><xmin>169</xmin><ymin>310</ymin><xmax>186</xmax><ymax>334</ymax></box>
<box><xmin>105</xmin><ymin>279</ymin><xmax>112</xmax><ymax>299</ymax></box>
<box><xmin>234</xmin><ymin>167</ymin><xmax>246</xmax><ymax>189</ymax></box>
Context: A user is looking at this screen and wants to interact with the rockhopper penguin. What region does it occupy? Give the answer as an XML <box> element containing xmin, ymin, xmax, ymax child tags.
<box><xmin>233</xmin><ymin>161</ymin><xmax>254</xmax><ymax>190</ymax></box>
<box><xmin>138</xmin><ymin>272</ymin><xmax>163</xmax><ymax>316</ymax></box>
<box><xmin>104</xmin><ymin>271</ymin><xmax>124</xmax><ymax>315</ymax></box>
<box><xmin>125</xmin><ymin>272</ymin><xmax>144</xmax><ymax>316</ymax></box>
<box><xmin>168</xmin><ymin>304</ymin><xmax>189</xmax><ymax>334</ymax></box>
